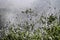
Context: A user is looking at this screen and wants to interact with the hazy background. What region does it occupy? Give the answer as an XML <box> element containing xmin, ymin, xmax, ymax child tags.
<box><xmin>0</xmin><ymin>0</ymin><xmax>60</xmax><ymax>28</ymax></box>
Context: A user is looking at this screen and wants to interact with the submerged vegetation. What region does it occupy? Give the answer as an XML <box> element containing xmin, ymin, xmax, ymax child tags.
<box><xmin>0</xmin><ymin>9</ymin><xmax>60</xmax><ymax>40</ymax></box>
